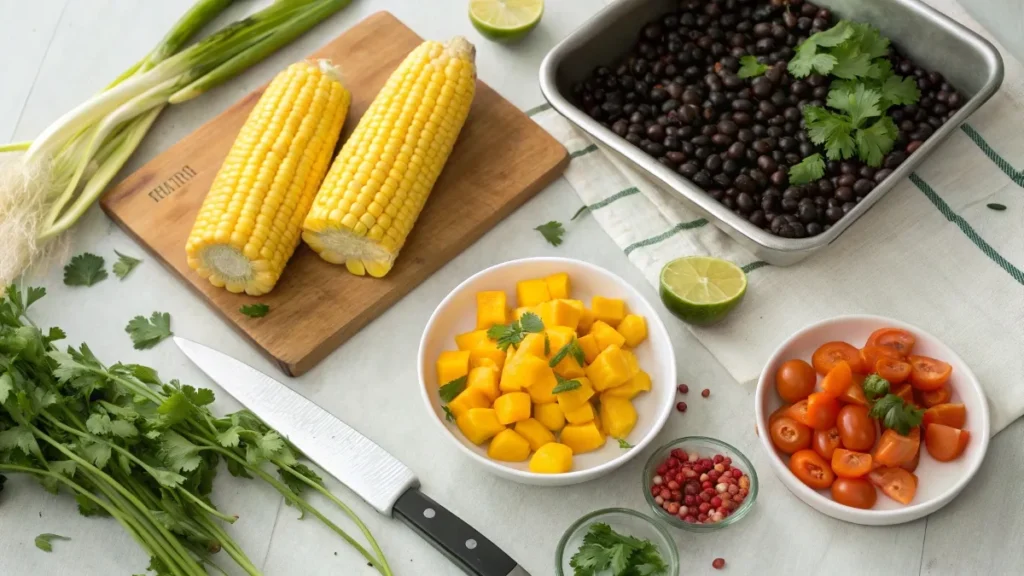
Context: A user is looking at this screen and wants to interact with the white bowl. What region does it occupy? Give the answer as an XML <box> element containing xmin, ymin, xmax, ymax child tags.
<box><xmin>754</xmin><ymin>315</ymin><xmax>990</xmax><ymax>525</ymax></box>
<box><xmin>418</xmin><ymin>257</ymin><xmax>677</xmax><ymax>486</ymax></box>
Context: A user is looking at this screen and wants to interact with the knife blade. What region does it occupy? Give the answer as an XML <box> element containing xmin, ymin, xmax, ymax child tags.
<box><xmin>174</xmin><ymin>337</ymin><xmax>530</xmax><ymax>576</ymax></box>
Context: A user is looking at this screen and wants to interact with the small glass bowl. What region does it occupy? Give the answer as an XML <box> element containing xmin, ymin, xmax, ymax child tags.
<box><xmin>555</xmin><ymin>508</ymin><xmax>680</xmax><ymax>576</ymax></box>
<box><xmin>642</xmin><ymin>436</ymin><xmax>759</xmax><ymax>532</ymax></box>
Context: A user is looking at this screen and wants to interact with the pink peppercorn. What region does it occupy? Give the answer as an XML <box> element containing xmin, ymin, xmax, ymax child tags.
<box><xmin>713</xmin><ymin>558</ymin><xmax>726</xmax><ymax>569</ymax></box>
<box><xmin>676</xmin><ymin>401</ymin><xmax>687</xmax><ymax>412</ymax></box>
<box><xmin>702</xmin><ymin>388</ymin><xmax>710</xmax><ymax>398</ymax></box>
<box><xmin>678</xmin><ymin>384</ymin><xmax>689</xmax><ymax>394</ymax></box>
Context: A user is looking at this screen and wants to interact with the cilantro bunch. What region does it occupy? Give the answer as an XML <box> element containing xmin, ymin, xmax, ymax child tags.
<box><xmin>0</xmin><ymin>286</ymin><xmax>393</xmax><ymax>576</ymax></box>
<box><xmin>787</xmin><ymin>21</ymin><xmax>921</xmax><ymax>183</ymax></box>
<box><xmin>569</xmin><ymin>522</ymin><xmax>668</xmax><ymax>576</ymax></box>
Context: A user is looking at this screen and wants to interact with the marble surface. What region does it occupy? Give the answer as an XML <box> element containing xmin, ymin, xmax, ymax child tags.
<box><xmin>1</xmin><ymin>1</ymin><xmax>1021</xmax><ymax>575</ymax></box>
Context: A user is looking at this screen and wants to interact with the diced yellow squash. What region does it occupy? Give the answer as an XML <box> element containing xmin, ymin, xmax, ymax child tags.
<box><xmin>514</xmin><ymin>418</ymin><xmax>556</xmax><ymax>451</ymax></box>
<box><xmin>621</xmin><ymin>349</ymin><xmax>641</xmax><ymax>379</ymax></box>
<box><xmin>436</xmin><ymin>350</ymin><xmax>470</xmax><ymax>385</ymax></box>
<box><xmin>447</xmin><ymin>386</ymin><xmax>492</xmax><ymax>418</ymax></box>
<box><xmin>616</xmin><ymin>314</ymin><xmax>647</xmax><ymax>347</ymax></box>
<box><xmin>577</xmin><ymin>307</ymin><xmax>596</xmax><ymax>334</ymax></box>
<box><xmin>512</xmin><ymin>306</ymin><xmax>535</xmax><ymax>321</ymax></box>
<box><xmin>603</xmin><ymin>370</ymin><xmax>651</xmax><ymax>400</ymax></box>
<box><xmin>533</xmin><ymin>403</ymin><xmax>566</xmax><ymax>432</ymax></box>
<box><xmin>476</xmin><ymin>291</ymin><xmax>507</xmax><ymax>329</ymax></box>
<box><xmin>527</xmin><ymin>371</ymin><xmax>557</xmax><ymax>404</ymax></box>
<box><xmin>514</xmin><ymin>333</ymin><xmax>547</xmax><ymax>360</ymax></box>
<box><xmin>577</xmin><ymin>334</ymin><xmax>600</xmax><ymax>364</ymax></box>
<box><xmin>466</xmin><ymin>365</ymin><xmax>500</xmax><ymax>402</ymax></box>
<box><xmin>487</xmin><ymin>429</ymin><xmax>531</xmax><ymax>462</ymax></box>
<box><xmin>592</xmin><ymin>296</ymin><xmax>627</xmax><ymax>327</ymax></box>
<box><xmin>516</xmin><ymin>279</ymin><xmax>551</xmax><ymax>307</ymax></box>
<box><xmin>563</xmin><ymin>401</ymin><xmax>595</xmax><ymax>425</ymax></box>
<box><xmin>599</xmin><ymin>395</ymin><xmax>638</xmax><ymax>438</ymax></box>
<box><xmin>590</xmin><ymin>321</ymin><xmax>626</xmax><ymax>351</ymax></box>
<box><xmin>529</xmin><ymin>442</ymin><xmax>573</xmax><ymax>473</ymax></box>
<box><xmin>493</xmin><ymin>392</ymin><xmax>531</xmax><ymax>425</ymax></box>
<box><xmin>586</xmin><ymin>345</ymin><xmax>632</xmax><ymax>391</ymax></box>
<box><xmin>545</xmin><ymin>273</ymin><xmax>571</xmax><ymax>299</ymax></box>
<box><xmin>538</xmin><ymin>299</ymin><xmax>581</xmax><ymax>330</ymax></box>
<box><xmin>555</xmin><ymin>377</ymin><xmax>595</xmax><ymax>412</ymax></box>
<box><xmin>455</xmin><ymin>329</ymin><xmax>493</xmax><ymax>351</ymax></box>
<box><xmin>469</xmin><ymin>348</ymin><xmax>506</xmax><ymax>371</ymax></box>
<box><xmin>560</xmin><ymin>421</ymin><xmax>606</xmax><ymax>454</ymax></box>
<box><xmin>456</xmin><ymin>408</ymin><xmax>505</xmax><ymax>445</ymax></box>
<box><xmin>501</xmin><ymin>354</ymin><xmax>556</xmax><ymax>392</ymax></box>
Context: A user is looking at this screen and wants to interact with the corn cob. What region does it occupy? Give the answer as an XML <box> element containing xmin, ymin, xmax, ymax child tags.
<box><xmin>186</xmin><ymin>60</ymin><xmax>350</xmax><ymax>295</ymax></box>
<box><xmin>302</xmin><ymin>37</ymin><xmax>476</xmax><ymax>278</ymax></box>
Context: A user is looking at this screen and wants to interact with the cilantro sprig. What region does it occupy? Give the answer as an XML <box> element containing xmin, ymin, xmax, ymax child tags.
<box><xmin>869</xmin><ymin>393</ymin><xmax>924</xmax><ymax>435</ymax></box>
<box><xmin>862</xmin><ymin>373</ymin><xmax>891</xmax><ymax>402</ymax></box>
<box><xmin>34</xmin><ymin>533</ymin><xmax>70</xmax><ymax>553</ymax></box>
<box><xmin>569</xmin><ymin>523</ymin><xmax>668</xmax><ymax>576</ymax></box>
<box><xmin>112</xmin><ymin>251</ymin><xmax>142</xmax><ymax>280</ymax></box>
<box><xmin>63</xmin><ymin>253</ymin><xmax>107</xmax><ymax>287</ymax></box>
<box><xmin>552</xmin><ymin>374</ymin><xmax>582</xmax><ymax>394</ymax></box>
<box><xmin>125</xmin><ymin>311</ymin><xmax>172</xmax><ymax>349</ymax></box>
<box><xmin>535</xmin><ymin>220</ymin><xmax>565</xmax><ymax>246</ymax></box>
<box><xmin>549</xmin><ymin>338</ymin><xmax>585</xmax><ymax>369</ymax></box>
<box><xmin>240</xmin><ymin>303</ymin><xmax>270</xmax><ymax>318</ymax></box>
<box><xmin>788</xmin><ymin>153</ymin><xmax>826</xmax><ymax>185</ymax></box>
<box><xmin>487</xmin><ymin>312</ymin><xmax>544</xmax><ymax>351</ymax></box>
<box><xmin>737</xmin><ymin>55</ymin><xmax>770</xmax><ymax>79</ymax></box>
<box><xmin>439</xmin><ymin>375</ymin><xmax>468</xmax><ymax>403</ymax></box>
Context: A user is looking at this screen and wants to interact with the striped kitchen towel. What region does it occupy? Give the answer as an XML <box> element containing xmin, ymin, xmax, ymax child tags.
<box><xmin>528</xmin><ymin>1</ymin><xmax>1024</xmax><ymax>434</ymax></box>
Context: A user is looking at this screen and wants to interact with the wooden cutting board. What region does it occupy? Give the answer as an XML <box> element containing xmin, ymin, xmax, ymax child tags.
<box><xmin>100</xmin><ymin>11</ymin><xmax>568</xmax><ymax>376</ymax></box>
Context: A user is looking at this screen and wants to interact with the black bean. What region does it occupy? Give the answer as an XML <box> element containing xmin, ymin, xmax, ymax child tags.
<box><xmin>666</xmin><ymin>151</ymin><xmax>687</xmax><ymax>165</ymax></box>
<box><xmin>835</xmin><ymin>186</ymin><xmax>854</xmax><ymax>202</ymax></box>
<box><xmin>806</xmin><ymin>222</ymin><xmax>823</xmax><ymax>236</ymax></box>
<box><xmin>770</xmin><ymin>169</ymin><xmax>788</xmax><ymax>187</ymax></box>
<box><xmin>626</xmin><ymin>133</ymin><xmax>642</xmax><ymax>145</ymax></box>
<box><xmin>727</xmin><ymin>142</ymin><xmax>747</xmax><ymax>159</ymax></box>
<box><xmin>695</xmin><ymin>146</ymin><xmax>711</xmax><ymax>160</ymax></box>
<box><xmin>612</xmin><ymin>119</ymin><xmax>629</xmax><ymax>136</ymax></box>
<box><xmin>717</xmin><ymin>120</ymin><xmax>739</xmax><ymax>137</ymax></box>
<box><xmin>722</xmin><ymin>158</ymin><xmax>741</xmax><ymax>175</ymax></box>
<box><xmin>798</xmin><ymin>142</ymin><xmax>816</xmax><ymax>157</ymax></box>
<box><xmin>947</xmin><ymin>92</ymin><xmax>963</xmax><ymax>109</ymax></box>
<box><xmin>841</xmin><ymin>201</ymin><xmax>857</xmax><ymax>215</ymax></box>
<box><xmin>693</xmin><ymin>170</ymin><xmax>713</xmax><ymax>188</ymax></box>
<box><xmin>837</xmin><ymin>174</ymin><xmax>856</xmax><ymax>188</ymax></box>
<box><xmin>732</xmin><ymin>112</ymin><xmax>753</xmax><ymax>126</ymax></box>
<box><xmin>750</xmin><ymin>209</ymin><xmax>768</xmax><ymax>227</ymax></box>
<box><xmin>778</xmin><ymin>137</ymin><xmax>797</xmax><ymax>152</ymax></box>
<box><xmin>662</xmin><ymin>99</ymin><xmax>681</xmax><ymax>113</ymax></box>
<box><xmin>737</xmin><ymin>128</ymin><xmax>755</xmax><ymax>143</ymax></box>
<box><xmin>884</xmin><ymin>151</ymin><xmax>907</xmax><ymax>169</ymax></box>
<box><xmin>679</xmin><ymin>162</ymin><xmax>700</xmax><ymax>178</ymax></box>
<box><xmin>702</xmin><ymin>124</ymin><xmax>719</xmax><ymax>137</ymax></box>
<box><xmin>768</xmin><ymin>115</ymin><xmax>786</xmax><ymax>127</ymax></box>
<box><xmin>906</xmin><ymin>140</ymin><xmax>923</xmax><ymax>154</ymax></box>
<box><xmin>664</xmin><ymin>136</ymin><xmax>681</xmax><ymax>151</ymax></box>
<box><xmin>752</xmin><ymin>78</ymin><xmax>773</xmax><ymax>98</ymax></box>
<box><xmin>816</xmin><ymin>179</ymin><xmax>833</xmax><ymax>196</ymax></box>
<box><xmin>713</xmin><ymin>173</ymin><xmax>733</xmax><ymax>187</ymax></box>
<box><xmin>705</xmin><ymin>154</ymin><xmax>723</xmax><ymax>173</ymax></box>
<box><xmin>644</xmin><ymin>141</ymin><xmax>665</xmax><ymax>156</ymax></box>
<box><xmin>825</xmin><ymin>206</ymin><xmax>843</xmax><ymax>222</ymax></box>
<box><xmin>734</xmin><ymin>173</ymin><xmax>756</xmax><ymax>193</ymax></box>
<box><xmin>692</xmin><ymin>134</ymin><xmax>711</xmax><ymax>147</ymax></box>
<box><xmin>757</xmin><ymin>155</ymin><xmax>778</xmax><ymax>173</ymax></box>
<box><xmin>712</xmin><ymin>133</ymin><xmax>734</xmax><ymax>147</ymax></box>
<box><xmin>797</xmin><ymin>201</ymin><xmax>818</xmax><ymax>223</ymax></box>
<box><xmin>736</xmin><ymin>192</ymin><xmax>756</xmax><ymax>213</ymax></box>
<box><xmin>873</xmin><ymin>168</ymin><xmax>894</xmax><ymax>183</ymax></box>
<box><xmin>680</xmin><ymin>104</ymin><xmax>700</xmax><ymax>123</ymax></box>
<box><xmin>752</xmin><ymin>124</ymin><xmax>768</xmax><ymax>137</ymax></box>
<box><xmin>732</xmin><ymin>99</ymin><xmax>753</xmax><ymax>112</ymax></box>
<box><xmin>853</xmin><ymin>179</ymin><xmax>874</xmax><ymax>196</ymax></box>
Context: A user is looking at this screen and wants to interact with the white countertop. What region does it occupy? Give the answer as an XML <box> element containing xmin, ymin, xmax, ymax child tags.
<box><xmin>1</xmin><ymin>1</ymin><xmax>1022</xmax><ymax>575</ymax></box>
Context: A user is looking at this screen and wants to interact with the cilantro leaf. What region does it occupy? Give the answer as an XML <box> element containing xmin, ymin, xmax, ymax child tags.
<box><xmin>549</xmin><ymin>338</ymin><xmax>585</xmax><ymax>369</ymax></box>
<box><xmin>827</xmin><ymin>84</ymin><xmax>882</xmax><ymax>127</ymax></box>
<box><xmin>737</xmin><ymin>55</ymin><xmax>770</xmax><ymax>79</ymax></box>
<box><xmin>80</xmin><ymin>440</ymin><xmax>111</xmax><ymax>469</ymax></box>
<box><xmin>35</xmin><ymin>533</ymin><xmax>70</xmax><ymax>553</ymax></box>
<box><xmin>160</xmin><ymin>431</ymin><xmax>203</xmax><ymax>473</ymax></box>
<box><xmin>788</xmin><ymin>49</ymin><xmax>837</xmax><ymax>78</ymax></box>
<box><xmin>869</xmin><ymin>393</ymin><xmax>924</xmax><ymax>435</ymax></box>
<box><xmin>804</xmin><ymin>107</ymin><xmax>856</xmax><ymax>160</ymax></box>
<box><xmin>0</xmin><ymin>373</ymin><xmax>12</xmax><ymax>405</ymax></box>
<box><xmin>439</xmin><ymin>375</ymin><xmax>467</xmax><ymax>403</ymax></box>
<box><xmin>862</xmin><ymin>373</ymin><xmax>890</xmax><ymax>402</ymax></box>
<box><xmin>616</xmin><ymin>438</ymin><xmax>632</xmax><ymax>449</ymax></box>
<box><xmin>535</xmin><ymin>221</ymin><xmax>565</xmax><ymax>246</ymax></box>
<box><xmin>609</xmin><ymin>543</ymin><xmax>631</xmax><ymax>575</ymax></box>
<box><xmin>880</xmin><ymin>74</ymin><xmax>920</xmax><ymax>108</ymax></box>
<box><xmin>112</xmin><ymin>251</ymin><xmax>142</xmax><ymax>280</ymax></box>
<box><xmin>442</xmin><ymin>406</ymin><xmax>455</xmax><ymax>422</ymax></box>
<box><xmin>807</xmin><ymin>21</ymin><xmax>855</xmax><ymax>48</ymax></box>
<box><xmin>488</xmin><ymin>312</ymin><xmax>544</xmax><ymax>351</ymax></box>
<box><xmin>855</xmin><ymin>116</ymin><xmax>898</xmax><ymax>167</ymax></box>
<box><xmin>551</xmin><ymin>374</ymin><xmax>581</xmax><ymax>394</ymax></box>
<box><xmin>125</xmin><ymin>312</ymin><xmax>172</xmax><ymax>349</ymax></box>
<box><xmin>63</xmin><ymin>253</ymin><xmax>107</xmax><ymax>287</ymax></box>
<box><xmin>867</xmin><ymin>58</ymin><xmax>893</xmax><ymax>81</ymax></box>
<box><xmin>788</xmin><ymin>153</ymin><xmax>826</xmax><ymax>185</ymax></box>
<box><xmin>830</xmin><ymin>43</ymin><xmax>873</xmax><ymax>80</ymax></box>
<box><xmin>76</xmin><ymin>494</ymin><xmax>109</xmax><ymax>517</ymax></box>
<box><xmin>849</xmin><ymin>22</ymin><xmax>890</xmax><ymax>59</ymax></box>
<box><xmin>240</xmin><ymin>303</ymin><xmax>270</xmax><ymax>318</ymax></box>
<box><xmin>24</xmin><ymin>286</ymin><xmax>45</xmax><ymax>310</ymax></box>
<box><xmin>544</xmin><ymin>334</ymin><xmax>551</xmax><ymax>356</ymax></box>
<box><xmin>182</xmin><ymin>385</ymin><xmax>214</xmax><ymax>407</ymax></box>
<box><xmin>216</xmin><ymin>425</ymin><xmax>243</xmax><ymax>448</ymax></box>
<box><xmin>519</xmin><ymin>312</ymin><xmax>544</xmax><ymax>333</ymax></box>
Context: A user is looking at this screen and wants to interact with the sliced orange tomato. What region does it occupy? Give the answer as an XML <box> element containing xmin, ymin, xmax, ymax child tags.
<box><xmin>922</xmin><ymin>403</ymin><xmax>967</xmax><ymax>429</ymax></box>
<box><xmin>859</xmin><ymin>345</ymin><xmax>902</xmax><ymax>372</ymax></box>
<box><xmin>821</xmin><ymin>361</ymin><xmax>852</xmax><ymax>398</ymax></box>
<box><xmin>786</xmin><ymin>399</ymin><xmax>812</xmax><ymax>428</ymax></box>
<box><xmin>790</xmin><ymin>449</ymin><xmax>835</xmax><ymax>490</ymax></box>
<box><xmin>832</xmin><ymin>448</ymin><xmax>873</xmax><ymax>478</ymax></box>
<box><xmin>925</xmin><ymin>424</ymin><xmax>970</xmax><ymax>462</ymax></box>
<box><xmin>812</xmin><ymin>427</ymin><xmax>842</xmax><ymax>460</ymax></box>
<box><xmin>769</xmin><ymin>403</ymin><xmax>792</xmax><ymax>424</ymax></box>
<box><xmin>770</xmin><ymin>416</ymin><xmax>812</xmax><ymax>454</ymax></box>
<box><xmin>865</xmin><ymin>328</ymin><xmax>916</xmax><ymax>356</ymax></box>
<box><xmin>806</xmin><ymin>392</ymin><xmax>840</xmax><ymax>430</ymax></box>
<box><xmin>908</xmin><ymin>355</ymin><xmax>952</xmax><ymax>391</ymax></box>
<box><xmin>875</xmin><ymin>357</ymin><xmax>912</xmax><ymax>385</ymax></box>
<box><xmin>831</xmin><ymin>477</ymin><xmax>878</xmax><ymax>509</ymax></box>
<box><xmin>776</xmin><ymin>359</ymin><xmax>817</xmax><ymax>403</ymax></box>
<box><xmin>899</xmin><ymin>446</ymin><xmax>921</xmax><ymax>473</ymax></box>
<box><xmin>812</xmin><ymin>341</ymin><xmax>863</xmax><ymax>375</ymax></box>
<box><xmin>893</xmin><ymin>383</ymin><xmax>914</xmax><ymax>403</ymax></box>
<box><xmin>869</xmin><ymin>467</ymin><xmax>918</xmax><ymax>505</ymax></box>
<box><xmin>918</xmin><ymin>385</ymin><xmax>951</xmax><ymax>408</ymax></box>
<box><xmin>839</xmin><ymin>374</ymin><xmax>868</xmax><ymax>406</ymax></box>
<box><xmin>836</xmin><ymin>404</ymin><xmax>875</xmax><ymax>451</ymax></box>
<box><xmin>873</xmin><ymin>428</ymin><xmax>921</xmax><ymax>468</ymax></box>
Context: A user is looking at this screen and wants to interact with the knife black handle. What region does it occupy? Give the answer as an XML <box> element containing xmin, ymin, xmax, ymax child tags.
<box><xmin>394</xmin><ymin>488</ymin><xmax>530</xmax><ymax>576</ymax></box>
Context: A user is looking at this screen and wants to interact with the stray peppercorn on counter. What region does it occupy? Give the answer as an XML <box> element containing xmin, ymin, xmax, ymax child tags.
<box><xmin>303</xmin><ymin>37</ymin><xmax>477</xmax><ymax>278</ymax></box>
<box><xmin>186</xmin><ymin>60</ymin><xmax>350</xmax><ymax>295</ymax></box>
<box><xmin>433</xmin><ymin>272</ymin><xmax>653</xmax><ymax>473</ymax></box>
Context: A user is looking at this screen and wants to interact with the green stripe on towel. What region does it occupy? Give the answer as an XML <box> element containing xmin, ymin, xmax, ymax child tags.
<box><xmin>623</xmin><ymin>219</ymin><xmax>709</xmax><ymax>255</ymax></box>
<box><xmin>525</xmin><ymin>103</ymin><xmax>552</xmax><ymax>117</ymax></box>
<box><xmin>960</xmin><ymin>124</ymin><xmax>1024</xmax><ymax>187</ymax></box>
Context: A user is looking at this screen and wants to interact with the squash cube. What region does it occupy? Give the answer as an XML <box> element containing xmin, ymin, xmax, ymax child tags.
<box><xmin>466</xmin><ymin>365</ymin><xmax>500</xmax><ymax>402</ymax></box>
<box><xmin>436</xmin><ymin>350</ymin><xmax>470</xmax><ymax>385</ymax></box>
<box><xmin>529</xmin><ymin>442</ymin><xmax>574</xmax><ymax>474</ymax></box>
<box><xmin>514</xmin><ymin>333</ymin><xmax>547</xmax><ymax>360</ymax></box>
<box><xmin>516</xmin><ymin>279</ymin><xmax>551</xmax><ymax>307</ymax></box>
<box><xmin>590</xmin><ymin>321</ymin><xmax>626</xmax><ymax>351</ymax></box>
<box><xmin>616</xmin><ymin>314</ymin><xmax>647</xmax><ymax>347</ymax></box>
<box><xmin>476</xmin><ymin>291</ymin><xmax>507</xmax><ymax>329</ymax></box>
<box><xmin>447</xmin><ymin>386</ymin><xmax>492</xmax><ymax>418</ymax></box>
<box><xmin>599</xmin><ymin>395</ymin><xmax>638</xmax><ymax>438</ymax></box>
<box><xmin>577</xmin><ymin>308</ymin><xmax>596</xmax><ymax>334</ymax></box>
<box><xmin>501</xmin><ymin>354</ymin><xmax>556</xmax><ymax>394</ymax></box>
<box><xmin>555</xmin><ymin>377</ymin><xmax>595</xmax><ymax>412</ymax></box>
<box><xmin>487</xmin><ymin>429</ymin><xmax>531</xmax><ymax>462</ymax></box>
<box><xmin>456</xmin><ymin>408</ymin><xmax>505</xmax><ymax>445</ymax></box>
<box><xmin>591</xmin><ymin>296</ymin><xmax>627</xmax><ymax>327</ymax></box>
<box><xmin>455</xmin><ymin>329</ymin><xmax>493</xmax><ymax>351</ymax></box>
<box><xmin>560</xmin><ymin>422</ymin><xmax>606</xmax><ymax>454</ymax></box>
<box><xmin>563</xmin><ymin>402</ymin><xmax>596</xmax><ymax>425</ymax></box>
<box><xmin>586</xmin><ymin>345</ymin><xmax>632</xmax><ymax>391</ymax></box>
<box><xmin>514</xmin><ymin>418</ymin><xmax>556</xmax><ymax>451</ymax></box>
<box><xmin>577</xmin><ymin>334</ymin><xmax>600</xmax><ymax>364</ymax></box>
<box><xmin>545</xmin><ymin>273</ymin><xmax>571</xmax><ymax>299</ymax></box>
<box><xmin>538</xmin><ymin>300</ymin><xmax>581</xmax><ymax>330</ymax></box>
<box><xmin>533</xmin><ymin>403</ymin><xmax>566</xmax><ymax>432</ymax></box>
<box><xmin>603</xmin><ymin>370</ymin><xmax>652</xmax><ymax>400</ymax></box>
<box><xmin>469</xmin><ymin>348</ymin><xmax>506</xmax><ymax>371</ymax></box>
<box><xmin>493</xmin><ymin>392</ymin><xmax>531</xmax><ymax>425</ymax></box>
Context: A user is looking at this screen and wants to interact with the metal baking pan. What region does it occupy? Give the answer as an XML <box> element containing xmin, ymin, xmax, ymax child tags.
<box><xmin>539</xmin><ymin>0</ymin><xmax>1003</xmax><ymax>266</ymax></box>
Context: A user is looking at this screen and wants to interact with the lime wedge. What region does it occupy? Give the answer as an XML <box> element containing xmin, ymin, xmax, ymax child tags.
<box><xmin>659</xmin><ymin>257</ymin><xmax>747</xmax><ymax>326</ymax></box>
<box><xmin>469</xmin><ymin>0</ymin><xmax>544</xmax><ymax>42</ymax></box>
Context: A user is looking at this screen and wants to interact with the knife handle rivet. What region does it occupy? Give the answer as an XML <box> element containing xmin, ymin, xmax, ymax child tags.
<box><xmin>423</xmin><ymin>508</ymin><xmax>436</xmax><ymax>519</ymax></box>
<box><xmin>465</xmin><ymin>539</ymin><xmax>477</xmax><ymax>550</ymax></box>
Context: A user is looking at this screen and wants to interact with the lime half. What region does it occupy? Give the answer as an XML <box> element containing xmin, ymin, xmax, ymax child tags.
<box><xmin>659</xmin><ymin>257</ymin><xmax>747</xmax><ymax>326</ymax></box>
<box><xmin>469</xmin><ymin>0</ymin><xmax>544</xmax><ymax>42</ymax></box>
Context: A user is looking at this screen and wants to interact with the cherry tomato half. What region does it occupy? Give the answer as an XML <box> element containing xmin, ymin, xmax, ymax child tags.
<box><xmin>875</xmin><ymin>357</ymin><xmax>912</xmax><ymax>385</ymax></box>
<box><xmin>868</xmin><ymin>467</ymin><xmax>918</xmax><ymax>505</ymax></box>
<box><xmin>866</xmin><ymin>328</ymin><xmax>916</xmax><ymax>356</ymax></box>
<box><xmin>786</xmin><ymin>399</ymin><xmax>812</xmax><ymax>427</ymax></box>
<box><xmin>812</xmin><ymin>341</ymin><xmax>863</xmax><ymax>375</ymax></box>
<box><xmin>899</xmin><ymin>446</ymin><xmax>921</xmax><ymax>473</ymax></box>
<box><xmin>873</xmin><ymin>428</ymin><xmax>920</xmax><ymax>468</ymax></box>
<box><xmin>790</xmin><ymin>449</ymin><xmax>835</xmax><ymax>490</ymax></box>
<box><xmin>821</xmin><ymin>361</ymin><xmax>853</xmax><ymax>398</ymax></box>
<box><xmin>813</xmin><ymin>427</ymin><xmax>842</xmax><ymax>460</ymax></box>
<box><xmin>770</xmin><ymin>403</ymin><xmax>793</xmax><ymax>424</ymax></box>
<box><xmin>859</xmin><ymin>346</ymin><xmax>902</xmax><ymax>373</ymax></box>
<box><xmin>776</xmin><ymin>359</ymin><xmax>817</xmax><ymax>403</ymax></box>
<box><xmin>832</xmin><ymin>448</ymin><xmax>873</xmax><ymax>478</ymax></box>
<box><xmin>924</xmin><ymin>424</ymin><xmax>970</xmax><ymax>462</ymax></box>
<box><xmin>918</xmin><ymin>385</ymin><xmax>951</xmax><ymax>408</ymax></box>
<box><xmin>893</xmin><ymin>383</ymin><xmax>914</xmax><ymax>404</ymax></box>
<box><xmin>770</xmin><ymin>416</ymin><xmax>812</xmax><ymax>454</ymax></box>
<box><xmin>922</xmin><ymin>403</ymin><xmax>967</xmax><ymax>429</ymax></box>
<box><xmin>837</xmin><ymin>404</ymin><xmax>876</xmax><ymax>451</ymax></box>
<box><xmin>908</xmin><ymin>355</ymin><xmax>953</xmax><ymax>391</ymax></box>
<box><xmin>838</xmin><ymin>374</ymin><xmax>869</xmax><ymax>406</ymax></box>
<box><xmin>831</xmin><ymin>477</ymin><xmax>878</xmax><ymax>509</ymax></box>
<box><xmin>806</xmin><ymin>392</ymin><xmax>840</xmax><ymax>430</ymax></box>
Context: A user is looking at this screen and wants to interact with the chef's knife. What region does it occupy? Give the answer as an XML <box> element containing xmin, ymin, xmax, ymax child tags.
<box><xmin>174</xmin><ymin>337</ymin><xmax>529</xmax><ymax>576</ymax></box>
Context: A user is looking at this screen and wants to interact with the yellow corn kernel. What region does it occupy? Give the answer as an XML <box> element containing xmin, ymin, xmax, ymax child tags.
<box><xmin>591</xmin><ymin>296</ymin><xmax>627</xmax><ymax>327</ymax></box>
<box><xmin>616</xmin><ymin>314</ymin><xmax>648</xmax><ymax>347</ymax></box>
<box><xmin>476</xmin><ymin>291</ymin><xmax>507</xmax><ymax>329</ymax></box>
<box><xmin>303</xmin><ymin>38</ymin><xmax>476</xmax><ymax>277</ymax></box>
<box><xmin>545</xmin><ymin>273</ymin><xmax>571</xmax><ymax>299</ymax></box>
<box><xmin>186</xmin><ymin>60</ymin><xmax>350</xmax><ymax>295</ymax></box>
